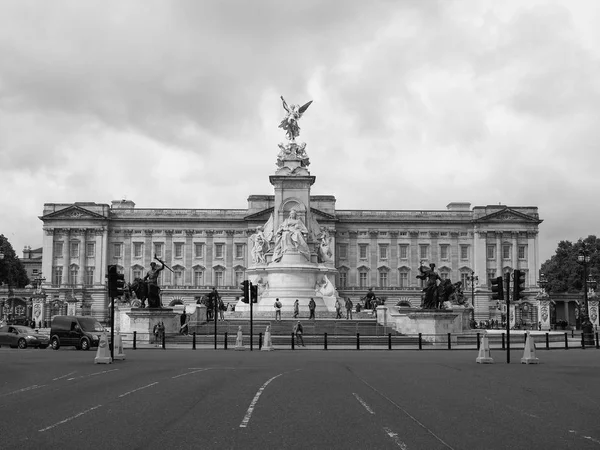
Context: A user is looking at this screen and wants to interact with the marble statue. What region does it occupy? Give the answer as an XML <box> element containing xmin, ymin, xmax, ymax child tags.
<box><xmin>317</xmin><ymin>230</ymin><xmax>333</xmax><ymax>263</ymax></box>
<box><xmin>271</xmin><ymin>209</ymin><xmax>310</xmax><ymax>262</ymax></box>
<box><xmin>279</xmin><ymin>96</ymin><xmax>312</xmax><ymax>142</ymax></box>
<box><xmin>250</xmin><ymin>226</ymin><xmax>270</xmax><ymax>264</ymax></box>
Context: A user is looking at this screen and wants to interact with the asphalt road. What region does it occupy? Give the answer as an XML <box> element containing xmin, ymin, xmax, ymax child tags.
<box><xmin>1</xmin><ymin>347</ymin><xmax>599</xmax><ymax>450</ymax></box>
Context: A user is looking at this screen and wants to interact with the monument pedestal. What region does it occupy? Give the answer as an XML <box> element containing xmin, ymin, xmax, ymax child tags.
<box><xmin>119</xmin><ymin>307</ymin><xmax>178</xmax><ymax>343</ymax></box>
<box><xmin>388</xmin><ymin>308</ymin><xmax>462</xmax><ymax>345</ymax></box>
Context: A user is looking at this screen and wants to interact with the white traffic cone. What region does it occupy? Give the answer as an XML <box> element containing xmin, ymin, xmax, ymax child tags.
<box><xmin>521</xmin><ymin>332</ymin><xmax>539</xmax><ymax>364</ymax></box>
<box><xmin>234</xmin><ymin>326</ymin><xmax>245</xmax><ymax>351</ymax></box>
<box><xmin>261</xmin><ymin>325</ymin><xmax>273</xmax><ymax>351</ymax></box>
<box><xmin>476</xmin><ymin>333</ymin><xmax>494</xmax><ymax>364</ymax></box>
<box><xmin>94</xmin><ymin>331</ymin><xmax>112</xmax><ymax>364</ymax></box>
<box><xmin>113</xmin><ymin>331</ymin><xmax>126</xmax><ymax>361</ymax></box>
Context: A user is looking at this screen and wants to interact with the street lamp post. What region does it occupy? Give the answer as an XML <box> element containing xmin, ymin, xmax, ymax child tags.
<box><xmin>577</xmin><ymin>243</ymin><xmax>592</xmax><ymax>319</ymax></box>
<box><xmin>467</xmin><ymin>271</ymin><xmax>478</xmax><ymax>324</ymax></box>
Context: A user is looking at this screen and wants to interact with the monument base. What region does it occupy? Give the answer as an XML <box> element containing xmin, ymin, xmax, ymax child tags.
<box><xmin>118</xmin><ymin>307</ymin><xmax>178</xmax><ymax>343</ymax></box>
<box><xmin>384</xmin><ymin>308</ymin><xmax>463</xmax><ymax>345</ymax></box>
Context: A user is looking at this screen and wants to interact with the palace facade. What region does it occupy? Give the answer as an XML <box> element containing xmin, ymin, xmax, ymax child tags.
<box><xmin>35</xmin><ymin>196</ymin><xmax>542</xmax><ymax>326</ymax></box>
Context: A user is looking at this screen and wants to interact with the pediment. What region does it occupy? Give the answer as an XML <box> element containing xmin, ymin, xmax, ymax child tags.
<box><xmin>41</xmin><ymin>205</ymin><xmax>107</xmax><ymax>221</ymax></box>
<box><xmin>475</xmin><ymin>208</ymin><xmax>540</xmax><ymax>223</ymax></box>
<box><xmin>310</xmin><ymin>207</ymin><xmax>336</xmax><ymax>221</ymax></box>
<box><xmin>245</xmin><ymin>207</ymin><xmax>274</xmax><ymax>221</ymax></box>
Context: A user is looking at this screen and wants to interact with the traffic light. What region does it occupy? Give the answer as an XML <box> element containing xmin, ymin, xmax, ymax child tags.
<box><xmin>513</xmin><ymin>270</ymin><xmax>526</xmax><ymax>300</ymax></box>
<box><xmin>241</xmin><ymin>280</ymin><xmax>250</xmax><ymax>303</ymax></box>
<box><xmin>250</xmin><ymin>283</ymin><xmax>258</xmax><ymax>303</ymax></box>
<box><xmin>107</xmin><ymin>265</ymin><xmax>117</xmax><ymax>298</ymax></box>
<box><xmin>490</xmin><ymin>276</ymin><xmax>504</xmax><ymax>301</ymax></box>
<box><xmin>115</xmin><ymin>273</ymin><xmax>126</xmax><ymax>298</ymax></box>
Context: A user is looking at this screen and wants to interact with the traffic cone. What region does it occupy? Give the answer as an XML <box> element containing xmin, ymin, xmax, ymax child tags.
<box><xmin>94</xmin><ymin>331</ymin><xmax>112</xmax><ymax>364</ymax></box>
<box><xmin>476</xmin><ymin>333</ymin><xmax>494</xmax><ymax>364</ymax></box>
<box><xmin>521</xmin><ymin>332</ymin><xmax>539</xmax><ymax>364</ymax></box>
<box><xmin>261</xmin><ymin>326</ymin><xmax>273</xmax><ymax>351</ymax></box>
<box><xmin>113</xmin><ymin>331</ymin><xmax>126</xmax><ymax>361</ymax></box>
<box><xmin>234</xmin><ymin>327</ymin><xmax>245</xmax><ymax>351</ymax></box>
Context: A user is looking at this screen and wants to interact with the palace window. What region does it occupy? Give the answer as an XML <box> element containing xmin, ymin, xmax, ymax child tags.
<box><xmin>133</xmin><ymin>268</ymin><xmax>143</xmax><ymax>280</ymax></box>
<box><xmin>460</xmin><ymin>272</ymin><xmax>470</xmax><ymax>288</ymax></box>
<box><xmin>339</xmin><ymin>272</ymin><xmax>347</xmax><ymax>288</ymax></box>
<box><xmin>53</xmin><ymin>266</ymin><xmax>63</xmax><ymax>286</ymax></box>
<box><xmin>487</xmin><ymin>270</ymin><xmax>496</xmax><ymax>286</ymax></box>
<box><xmin>399</xmin><ymin>245</ymin><xmax>408</xmax><ymax>260</ymax></box>
<box><xmin>113</xmin><ymin>243</ymin><xmax>122</xmax><ymax>258</ymax></box>
<box><xmin>487</xmin><ymin>245</ymin><xmax>495</xmax><ymax>259</ymax></box>
<box><xmin>154</xmin><ymin>243</ymin><xmax>164</xmax><ymax>258</ymax></box>
<box><xmin>69</xmin><ymin>266</ymin><xmax>79</xmax><ymax>284</ymax></box>
<box><xmin>174</xmin><ymin>243</ymin><xmax>184</xmax><ymax>259</ymax></box>
<box><xmin>502</xmin><ymin>245</ymin><xmax>511</xmax><ymax>260</ymax></box>
<box><xmin>54</xmin><ymin>242</ymin><xmax>63</xmax><ymax>257</ymax></box>
<box><xmin>399</xmin><ymin>231</ymin><xmax>407</xmax><ymax>237</ymax></box>
<box><xmin>193</xmin><ymin>269</ymin><xmax>204</xmax><ymax>287</ymax></box>
<box><xmin>338</xmin><ymin>244</ymin><xmax>347</xmax><ymax>259</ymax></box>
<box><xmin>399</xmin><ymin>272</ymin><xmax>408</xmax><ymax>288</ymax></box>
<box><xmin>235</xmin><ymin>244</ymin><xmax>244</xmax><ymax>259</ymax></box>
<box><xmin>379</xmin><ymin>244</ymin><xmax>388</xmax><ymax>260</ymax></box>
<box><xmin>359</xmin><ymin>271</ymin><xmax>368</xmax><ymax>288</ymax></box>
<box><xmin>86</xmin><ymin>242</ymin><xmax>95</xmax><ymax>258</ymax></box>
<box><xmin>518</xmin><ymin>245</ymin><xmax>527</xmax><ymax>259</ymax></box>
<box><xmin>379</xmin><ymin>231</ymin><xmax>387</xmax><ymax>237</ymax></box>
<box><xmin>440</xmin><ymin>271</ymin><xmax>449</xmax><ymax>280</ymax></box>
<box><xmin>440</xmin><ymin>245</ymin><xmax>449</xmax><ymax>260</ymax></box>
<box><xmin>174</xmin><ymin>269</ymin><xmax>183</xmax><ymax>286</ymax></box>
<box><xmin>460</xmin><ymin>245</ymin><xmax>469</xmax><ymax>260</ymax></box>
<box><xmin>419</xmin><ymin>245</ymin><xmax>429</xmax><ymax>260</ymax></box>
<box><xmin>215</xmin><ymin>243</ymin><xmax>224</xmax><ymax>259</ymax></box>
<box><xmin>70</xmin><ymin>242</ymin><xmax>79</xmax><ymax>258</ymax></box>
<box><xmin>194</xmin><ymin>243</ymin><xmax>204</xmax><ymax>258</ymax></box>
<box><xmin>133</xmin><ymin>242</ymin><xmax>143</xmax><ymax>258</ymax></box>
<box><xmin>214</xmin><ymin>269</ymin><xmax>224</xmax><ymax>287</ymax></box>
<box><xmin>235</xmin><ymin>270</ymin><xmax>244</xmax><ymax>287</ymax></box>
<box><xmin>359</xmin><ymin>244</ymin><xmax>368</xmax><ymax>260</ymax></box>
<box><xmin>84</xmin><ymin>267</ymin><xmax>94</xmax><ymax>286</ymax></box>
<box><xmin>379</xmin><ymin>271</ymin><xmax>388</xmax><ymax>288</ymax></box>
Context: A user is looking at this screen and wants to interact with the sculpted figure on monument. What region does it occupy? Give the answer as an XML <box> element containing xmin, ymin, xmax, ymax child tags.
<box><xmin>279</xmin><ymin>96</ymin><xmax>313</xmax><ymax>142</ymax></box>
<box><xmin>129</xmin><ymin>255</ymin><xmax>167</xmax><ymax>308</ymax></box>
<box><xmin>416</xmin><ymin>261</ymin><xmax>441</xmax><ymax>309</ymax></box>
<box><xmin>250</xmin><ymin>226</ymin><xmax>270</xmax><ymax>264</ymax></box>
<box><xmin>317</xmin><ymin>230</ymin><xmax>333</xmax><ymax>263</ymax></box>
<box><xmin>271</xmin><ymin>209</ymin><xmax>310</xmax><ymax>262</ymax></box>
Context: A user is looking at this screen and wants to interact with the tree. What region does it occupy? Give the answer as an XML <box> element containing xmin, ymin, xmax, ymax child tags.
<box><xmin>540</xmin><ymin>235</ymin><xmax>599</xmax><ymax>293</ymax></box>
<box><xmin>0</xmin><ymin>234</ymin><xmax>30</xmax><ymax>289</ymax></box>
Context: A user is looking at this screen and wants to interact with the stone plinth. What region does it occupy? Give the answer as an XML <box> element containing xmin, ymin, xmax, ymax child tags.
<box><xmin>119</xmin><ymin>307</ymin><xmax>177</xmax><ymax>343</ymax></box>
<box><xmin>387</xmin><ymin>308</ymin><xmax>462</xmax><ymax>344</ymax></box>
<box><xmin>238</xmin><ymin>252</ymin><xmax>339</xmax><ymax>314</ymax></box>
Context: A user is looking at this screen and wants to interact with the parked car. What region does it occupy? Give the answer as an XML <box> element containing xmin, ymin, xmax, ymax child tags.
<box><xmin>50</xmin><ymin>316</ymin><xmax>106</xmax><ymax>350</ymax></box>
<box><xmin>0</xmin><ymin>325</ymin><xmax>50</xmax><ymax>349</ymax></box>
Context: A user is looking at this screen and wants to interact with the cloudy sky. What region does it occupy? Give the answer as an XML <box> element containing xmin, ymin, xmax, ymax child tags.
<box><xmin>1</xmin><ymin>0</ymin><xmax>598</xmax><ymax>265</ymax></box>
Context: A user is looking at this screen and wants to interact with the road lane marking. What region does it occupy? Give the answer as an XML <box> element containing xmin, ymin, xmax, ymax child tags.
<box><xmin>53</xmin><ymin>371</ymin><xmax>76</xmax><ymax>381</ymax></box>
<box><xmin>239</xmin><ymin>373</ymin><xmax>284</xmax><ymax>428</ymax></box>
<box><xmin>353</xmin><ymin>393</ymin><xmax>375</xmax><ymax>414</ymax></box>
<box><xmin>383</xmin><ymin>427</ymin><xmax>408</xmax><ymax>449</ymax></box>
<box><xmin>39</xmin><ymin>404</ymin><xmax>102</xmax><ymax>432</ymax></box>
<box><xmin>484</xmin><ymin>396</ymin><xmax>540</xmax><ymax>419</ymax></box>
<box><xmin>118</xmin><ymin>382</ymin><xmax>159</xmax><ymax>398</ymax></box>
<box><xmin>172</xmin><ymin>369</ymin><xmax>208</xmax><ymax>379</ymax></box>
<box><xmin>569</xmin><ymin>430</ymin><xmax>600</xmax><ymax>445</ymax></box>
<box><xmin>351</xmin><ymin>371</ymin><xmax>455</xmax><ymax>450</ymax></box>
<box><xmin>67</xmin><ymin>368</ymin><xmax>119</xmax><ymax>381</ymax></box>
<box><xmin>0</xmin><ymin>384</ymin><xmax>47</xmax><ymax>398</ymax></box>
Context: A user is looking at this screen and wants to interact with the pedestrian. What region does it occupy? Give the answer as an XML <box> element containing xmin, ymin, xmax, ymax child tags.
<box><xmin>218</xmin><ymin>298</ymin><xmax>225</xmax><ymax>321</ymax></box>
<box><xmin>293</xmin><ymin>321</ymin><xmax>305</xmax><ymax>347</ymax></box>
<box><xmin>308</xmin><ymin>298</ymin><xmax>316</xmax><ymax>320</ymax></box>
<box><xmin>153</xmin><ymin>322</ymin><xmax>160</xmax><ymax>346</ymax></box>
<box><xmin>365</xmin><ymin>287</ymin><xmax>376</xmax><ymax>310</ymax></box>
<box><xmin>335</xmin><ymin>298</ymin><xmax>342</xmax><ymax>319</ymax></box>
<box><xmin>293</xmin><ymin>299</ymin><xmax>299</xmax><ymax>318</ymax></box>
<box><xmin>179</xmin><ymin>308</ymin><xmax>187</xmax><ymax>335</ymax></box>
<box><xmin>207</xmin><ymin>286</ymin><xmax>220</xmax><ymax>322</ymax></box>
<box><xmin>274</xmin><ymin>298</ymin><xmax>282</xmax><ymax>321</ymax></box>
<box><xmin>345</xmin><ymin>297</ymin><xmax>353</xmax><ymax>320</ymax></box>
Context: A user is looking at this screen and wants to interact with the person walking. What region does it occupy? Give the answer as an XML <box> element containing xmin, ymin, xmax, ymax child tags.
<box><xmin>179</xmin><ymin>307</ymin><xmax>188</xmax><ymax>335</ymax></box>
<box><xmin>274</xmin><ymin>298</ymin><xmax>282</xmax><ymax>321</ymax></box>
<box><xmin>293</xmin><ymin>321</ymin><xmax>305</xmax><ymax>347</ymax></box>
<box><xmin>345</xmin><ymin>297</ymin><xmax>353</xmax><ymax>320</ymax></box>
<box><xmin>293</xmin><ymin>299</ymin><xmax>299</xmax><ymax>318</ymax></box>
<box><xmin>308</xmin><ymin>298</ymin><xmax>316</xmax><ymax>320</ymax></box>
<box><xmin>335</xmin><ymin>298</ymin><xmax>342</xmax><ymax>319</ymax></box>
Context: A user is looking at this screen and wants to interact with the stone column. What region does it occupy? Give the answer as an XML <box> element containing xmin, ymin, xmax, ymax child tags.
<box><xmin>409</xmin><ymin>231</ymin><xmax>419</xmax><ymax>287</ymax></box>
<box><xmin>185</xmin><ymin>230</ymin><xmax>194</xmax><ymax>285</ymax></box>
<box><xmin>509</xmin><ymin>303</ymin><xmax>516</xmax><ymax>329</ymax></box>
<box><xmin>511</xmin><ymin>231</ymin><xmax>518</xmax><ymax>271</ymax></box>
<box><xmin>164</xmin><ymin>230</ymin><xmax>174</xmax><ymax>285</ymax></box>
<box><xmin>369</xmin><ymin>230</ymin><xmax>378</xmax><ymax>287</ymax></box>
<box><xmin>205</xmin><ymin>230</ymin><xmax>214</xmax><ymax>286</ymax></box>
<box><xmin>537</xmin><ymin>294</ymin><xmax>551</xmax><ymax>331</ymax></box>
<box><xmin>495</xmin><ymin>231</ymin><xmax>502</xmax><ymax>276</ymax></box>
<box><xmin>226</xmin><ymin>230</ymin><xmax>235</xmax><ymax>286</ymax></box>
<box><xmin>450</xmin><ymin>231</ymin><xmax>459</xmax><ymax>275</ymax></box>
<box><xmin>390</xmin><ymin>231</ymin><xmax>399</xmax><ymax>286</ymax></box>
<box><xmin>348</xmin><ymin>231</ymin><xmax>358</xmax><ymax>287</ymax></box>
<box><xmin>588</xmin><ymin>297</ymin><xmax>599</xmax><ymax>330</ymax></box>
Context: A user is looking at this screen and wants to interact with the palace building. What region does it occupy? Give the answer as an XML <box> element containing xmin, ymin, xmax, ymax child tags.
<box><xmin>35</xmin><ymin>196</ymin><xmax>542</xmax><ymax>326</ymax></box>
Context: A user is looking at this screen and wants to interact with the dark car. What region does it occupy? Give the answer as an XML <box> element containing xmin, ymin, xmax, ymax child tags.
<box><xmin>0</xmin><ymin>325</ymin><xmax>50</xmax><ymax>349</ymax></box>
<box><xmin>50</xmin><ymin>316</ymin><xmax>106</xmax><ymax>350</ymax></box>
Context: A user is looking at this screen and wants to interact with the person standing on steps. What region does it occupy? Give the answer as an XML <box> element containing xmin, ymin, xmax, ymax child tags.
<box><xmin>274</xmin><ymin>298</ymin><xmax>282</xmax><ymax>321</ymax></box>
<box><xmin>345</xmin><ymin>297</ymin><xmax>353</xmax><ymax>320</ymax></box>
<box><xmin>293</xmin><ymin>321</ymin><xmax>305</xmax><ymax>347</ymax></box>
<box><xmin>335</xmin><ymin>298</ymin><xmax>342</xmax><ymax>319</ymax></box>
<box><xmin>308</xmin><ymin>298</ymin><xmax>316</xmax><ymax>320</ymax></box>
<box><xmin>293</xmin><ymin>299</ymin><xmax>299</xmax><ymax>318</ymax></box>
